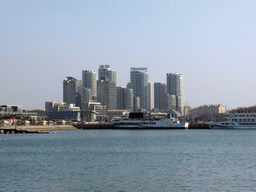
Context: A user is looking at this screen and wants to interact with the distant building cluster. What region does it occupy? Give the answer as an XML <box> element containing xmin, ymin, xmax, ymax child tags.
<box><xmin>45</xmin><ymin>65</ymin><xmax>186</xmax><ymax>122</ymax></box>
<box><xmin>1</xmin><ymin>66</ymin><xmax>236</xmax><ymax>124</ymax></box>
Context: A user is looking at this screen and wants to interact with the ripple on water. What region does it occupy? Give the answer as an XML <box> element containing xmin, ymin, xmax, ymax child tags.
<box><xmin>1</xmin><ymin>130</ymin><xmax>256</xmax><ymax>191</ymax></box>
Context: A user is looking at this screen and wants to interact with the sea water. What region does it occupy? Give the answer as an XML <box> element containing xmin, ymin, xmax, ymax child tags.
<box><xmin>1</xmin><ymin>129</ymin><xmax>256</xmax><ymax>191</ymax></box>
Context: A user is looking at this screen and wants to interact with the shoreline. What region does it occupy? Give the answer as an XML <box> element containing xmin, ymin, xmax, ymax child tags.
<box><xmin>3</xmin><ymin>125</ymin><xmax>77</xmax><ymax>131</ymax></box>
<box><xmin>2</xmin><ymin>123</ymin><xmax>210</xmax><ymax>131</ymax></box>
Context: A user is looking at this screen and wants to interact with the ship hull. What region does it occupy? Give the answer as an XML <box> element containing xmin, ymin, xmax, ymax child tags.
<box><xmin>210</xmin><ymin>125</ymin><xmax>256</xmax><ymax>130</ymax></box>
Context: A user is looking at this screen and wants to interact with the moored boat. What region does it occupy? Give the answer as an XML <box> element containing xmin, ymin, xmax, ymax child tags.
<box><xmin>111</xmin><ymin>112</ymin><xmax>189</xmax><ymax>129</ymax></box>
<box><xmin>210</xmin><ymin>110</ymin><xmax>256</xmax><ymax>129</ymax></box>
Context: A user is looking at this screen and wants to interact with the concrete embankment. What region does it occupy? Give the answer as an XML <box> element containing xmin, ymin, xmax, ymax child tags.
<box><xmin>4</xmin><ymin>125</ymin><xmax>77</xmax><ymax>131</ymax></box>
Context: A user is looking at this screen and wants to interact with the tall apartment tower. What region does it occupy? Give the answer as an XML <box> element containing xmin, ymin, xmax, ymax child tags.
<box><xmin>166</xmin><ymin>94</ymin><xmax>176</xmax><ymax>111</ymax></box>
<box><xmin>116</xmin><ymin>87</ymin><xmax>126</xmax><ymax>110</ymax></box>
<box><xmin>154</xmin><ymin>82</ymin><xmax>167</xmax><ymax>110</ymax></box>
<box><xmin>63</xmin><ymin>77</ymin><xmax>83</xmax><ymax>107</ymax></box>
<box><xmin>129</xmin><ymin>67</ymin><xmax>148</xmax><ymax>110</ymax></box>
<box><xmin>97</xmin><ymin>65</ymin><xmax>116</xmax><ymax>110</ymax></box>
<box><xmin>126</xmin><ymin>88</ymin><xmax>134</xmax><ymax>112</ymax></box>
<box><xmin>98</xmin><ymin>65</ymin><xmax>116</xmax><ymax>83</ymax></box>
<box><xmin>82</xmin><ymin>70</ymin><xmax>97</xmax><ymax>100</ymax></box>
<box><xmin>148</xmin><ymin>82</ymin><xmax>154</xmax><ymax>111</ymax></box>
<box><xmin>97</xmin><ymin>77</ymin><xmax>116</xmax><ymax>110</ymax></box>
<box><xmin>166</xmin><ymin>73</ymin><xmax>183</xmax><ymax>114</ymax></box>
<box><xmin>116</xmin><ymin>87</ymin><xmax>134</xmax><ymax>112</ymax></box>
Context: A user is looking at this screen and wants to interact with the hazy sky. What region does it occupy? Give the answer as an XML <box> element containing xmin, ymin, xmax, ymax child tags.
<box><xmin>1</xmin><ymin>0</ymin><xmax>256</xmax><ymax>110</ymax></box>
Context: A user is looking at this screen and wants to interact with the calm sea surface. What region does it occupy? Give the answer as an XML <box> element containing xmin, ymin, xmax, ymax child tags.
<box><xmin>1</xmin><ymin>129</ymin><xmax>256</xmax><ymax>191</ymax></box>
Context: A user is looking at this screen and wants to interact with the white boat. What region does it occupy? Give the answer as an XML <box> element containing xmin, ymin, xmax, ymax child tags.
<box><xmin>111</xmin><ymin>112</ymin><xmax>189</xmax><ymax>129</ymax></box>
<box><xmin>210</xmin><ymin>111</ymin><xmax>256</xmax><ymax>129</ymax></box>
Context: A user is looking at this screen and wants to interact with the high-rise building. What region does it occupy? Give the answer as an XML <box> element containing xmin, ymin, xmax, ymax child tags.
<box><xmin>134</xmin><ymin>97</ymin><xmax>141</xmax><ymax>112</ymax></box>
<box><xmin>63</xmin><ymin>77</ymin><xmax>83</xmax><ymax>107</ymax></box>
<box><xmin>97</xmin><ymin>65</ymin><xmax>116</xmax><ymax>110</ymax></box>
<box><xmin>98</xmin><ymin>65</ymin><xmax>116</xmax><ymax>83</ymax></box>
<box><xmin>126</xmin><ymin>89</ymin><xmax>134</xmax><ymax>112</ymax></box>
<box><xmin>97</xmin><ymin>77</ymin><xmax>116</xmax><ymax>110</ymax></box>
<box><xmin>166</xmin><ymin>94</ymin><xmax>176</xmax><ymax>111</ymax></box>
<box><xmin>148</xmin><ymin>82</ymin><xmax>154</xmax><ymax>111</ymax></box>
<box><xmin>129</xmin><ymin>67</ymin><xmax>148</xmax><ymax>110</ymax></box>
<box><xmin>116</xmin><ymin>87</ymin><xmax>126</xmax><ymax>110</ymax></box>
<box><xmin>80</xmin><ymin>88</ymin><xmax>91</xmax><ymax>111</ymax></box>
<box><xmin>176</xmin><ymin>95</ymin><xmax>182</xmax><ymax>114</ymax></box>
<box><xmin>154</xmin><ymin>82</ymin><xmax>167</xmax><ymax>110</ymax></box>
<box><xmin>166</xmin><ymin>73</ymin><xmax>183</xmax><ymax>114</ymax></box>
<box><xmin>82</xmin><ymin>70</ymin><xmax>97</xmax><ymax>100</ymax></box>
<box><xmin>116</xmin><ymin>87</ymin><xmax>134</xmax><ymax>112</ymax></box>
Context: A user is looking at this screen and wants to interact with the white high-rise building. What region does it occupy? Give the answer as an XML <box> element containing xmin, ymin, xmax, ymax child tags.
<box><xmin>129</xmin><ymin>67</ymin><xmax>148</xmax><ymax>110</ymax></box>
<box><xmin>166</xmin><ymin>73</ymin><xmax>183</xmax><ymax>114</ymax></box>
<box><xmin>82</xmin><ymin>70</ymin><xmax>97</xmax><ymax>99</ymax></box>
<box><xmin>126</xmin><ymin>89</ymin><xmax>134</xmax><ymax>112</ymax></box>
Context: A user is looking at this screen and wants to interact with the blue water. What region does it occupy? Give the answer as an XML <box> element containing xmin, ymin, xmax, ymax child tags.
<box><xmin>1</xmin><ymin>129</ymin><xmax>256</xmax><ymax>191</ymax></box>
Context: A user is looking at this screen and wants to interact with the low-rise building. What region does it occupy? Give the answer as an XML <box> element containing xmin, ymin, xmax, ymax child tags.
<box><xmin>48</xmin><ymin>104</ymin><xmax>81</xmax><ymax>122</ymax></box>
<box><xmin>0</xmin><ymin>104</ymin><xmax>37</xmax><ymax>120</ymax></box>
<box><xmin>107</xmin><ymin>110</ymin><xmax>129</xmax><ymax>121</ymax></box>
<box><xmin>188</xmin><ymin>104</ymin><xmax>226</xmax><ymax>122</ymax></box>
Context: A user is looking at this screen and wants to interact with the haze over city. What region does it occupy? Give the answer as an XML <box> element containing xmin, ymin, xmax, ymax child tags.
<box><xmin>1</xmin><ymin>0</ymin><xmax>256</xmax><ymax>110</ymax></box>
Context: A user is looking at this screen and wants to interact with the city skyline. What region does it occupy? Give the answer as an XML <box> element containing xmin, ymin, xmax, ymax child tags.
<box><xmin>1</xmin><ymin>0</ymin><xmax>256</xmax><ymax>110</ymax></box>
<box><xmin>62</xmin><ymin>66</ymin><xmax>183</xmax><ymax>113</ymax></box>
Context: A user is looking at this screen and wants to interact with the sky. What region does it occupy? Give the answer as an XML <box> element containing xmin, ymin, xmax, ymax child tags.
<box><xmin>1</xmin><ymin>0</ymin><xmax>256</xmax><ymax>110</ymax></box>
